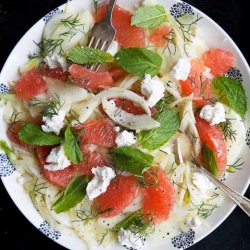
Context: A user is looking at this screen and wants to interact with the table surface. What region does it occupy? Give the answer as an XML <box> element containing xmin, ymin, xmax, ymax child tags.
<box><xmin>0</xmin><ymin>0</ymin><xmax>249</xmax><ymax>249</ymax></box>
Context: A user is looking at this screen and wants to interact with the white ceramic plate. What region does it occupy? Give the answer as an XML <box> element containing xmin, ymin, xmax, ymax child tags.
<box><xmin>0</xmin><ymin>0</ymin><xmax>250</xmax><ymax>249</ymax></box>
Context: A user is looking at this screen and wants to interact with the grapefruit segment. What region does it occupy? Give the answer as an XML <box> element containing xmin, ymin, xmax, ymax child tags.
<box><xmin>73</xmin><ymin>150</ymin><xmax>106</xmax><ymax>176</ymax></box>
<box><xmin>195</xmin><ymin>116</ymin><xmax>227</xmax><ymax>179</ymax></box>
<box><xmin>179</xmin><ymin>58</ymin><xmax>212</xmax><ymax>106</ymax></box>
<box><xmin>14</xmin><ymin>68</ymin><xmax>48</xmax><ymax>101</ymax></box>
<box><xmin>93</xmin><ymin>175</ymin><xmax>139</xmax><ymax>217</ymax></box>
<box><xmin>113</xmin><ymin>98</ymin><xmax>146</xmax><ymax>115</ymax></box>
<box><xmin>109</xmin><ymin>65</ymin><xmax>127</xmax><ymax>82</ymax></box>
<box><xmin>149</xmin><ymin>25</ymin><xmax>172</xmax><ymax>47</ymax></box>
<box><xmin>202</xmin><ymin>48</ymin><xmax>235</xmax><ymax>76</ymax></box>
<box><xmin>68</xmin><ymin>64</ymin><xmax>114</xmax><ymax>91</ymax></box>
<box><xmin>75</xmin><ymin>118</ymin><xmax>118</xmax><ymax>148</ymax></box>
<box><xmin>94</xmin><ymin>4</ymin><xmax>145</xmax><ymax>48</ymax></box>
<box><xmin>142</xmin><ymin>167</ymin><xmax>175</xmax><ymax>223</ymax></box>
<box><xmin>41</xmin><ymin>64</ymin><xmax>68</xmax><ymax>81</ymax></box>
<box><xmin>36</xmin><ymin>146</ymin><xmax>74</xmax><ymax>188</ymax></box>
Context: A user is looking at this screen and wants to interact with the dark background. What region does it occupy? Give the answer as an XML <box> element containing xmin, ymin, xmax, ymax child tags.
<box><xmin>0</xmin><ymin>0</ymin><xmax>249</xmax><ymax>249</ymax></box>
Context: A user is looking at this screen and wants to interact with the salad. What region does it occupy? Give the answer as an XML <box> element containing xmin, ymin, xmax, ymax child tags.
<box><xmin>0</xmin><ymin>0</ymin><xmax>248</xmax><ymax>249</ymax></box>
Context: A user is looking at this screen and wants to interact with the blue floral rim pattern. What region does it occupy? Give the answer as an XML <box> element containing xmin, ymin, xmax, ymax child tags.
<box><xmin>43</xmin><ymin>7</ymin><xmax>63</xmax><ymax>23</ymax></box>
<box><xmin>171</xmin><ymin>229</ymin><xmax>195</xmax><ymax>249</ymax></box>
<box><xmin>0</xmin><ymin>153</ymin><xmax>15</xmax><ymax>177</ymax></box>
<box><xmin>39</xmin><ymin>221</ymin><xmax>61</xmax><ymax>241</ymax></box>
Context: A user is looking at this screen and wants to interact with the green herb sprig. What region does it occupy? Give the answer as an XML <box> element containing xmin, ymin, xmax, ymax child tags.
<box><xmin>131</xmin><ymin>5</ymin><xmax>167</xmax><ymax>28</ymax></box>
<box><xmin>111</xmin><ymin>146</ymin><xmax>154</xmax><ymax>176</ymax></box>
<box><xmin>201</xmin><ymin>142</ymin><xmax>219</xmax><ymax>178</ymax></box>
<box><xmin>175</xmin><ymin>14</ymin><xmax>202</xmax><ymax>56</ymax></box>
<box><xmin>138</xmin><ymin>110</ymin><xmax>179</xmax><ymax>150</ymax></box>
<box><xmin>52</xmin><ymin>175</ymin><xmax>89</xmax><ymax>213</ymax></box>
<box><xmin>189</xmin><ymin>201</ymin><xmax>217</xmax><ymax>219</ymax></box>
<box><xmin>213</xmin><ymin>76</ymin><xmax>247</xmax><ymax>118</ymax></box>
<box><xmin>63</xmin><ymin>126</ymin><xmax>83</xmax><ymax>164</ymax></box>
<box><xmin>18</xmin><ymin>123</ymin><xmax>63</xmax><ymax>146</ymax></box>
<box><xmin>226</xmin><ymin>158</ymin><xmax>244</xmax><ymax>173</ymax></box>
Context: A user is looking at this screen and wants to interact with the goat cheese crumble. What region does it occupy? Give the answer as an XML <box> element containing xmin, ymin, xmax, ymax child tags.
<box><xmin>192</xmin><ymin>172</ymin><xmax>216</xmax><ymax>199</ymax></box>
<box><xmin>44</xmin><ymin>144</ymin><xmax>71</xmax><ymax>171</ymax></box>
<box><xmin>43</xmin><ymin>54</ymin><xmax>69</xmax><ymax>72</ymax></box>
<box><xmin>41</xmin><ymin>110</ymin><xmax>66</xmax><ymax>135</ymax></box>
<box><xmin>141</xmin><ymin>74</ymin><xmax>165</xmax><ymax>107</ymax></box>
<box><xmin>199</xmin><ymin>102</ymin><xmax>226</xmax><ymax>125</ymax></box>
<box><xmin>185</xmin><ymin>216</ymin><xmax>202</xmax><ymax>228</ymax></box>
<box><xmin>170</xmin><ymin>58</ymin><xmax>191</xmax><ymax>81</ymax></box>
<box><xmin>118</xmin><ymin>228</ymin><xmax>143</xmax><ymax>250</ymax></box>
<box><xmin>86</xmin><ymin>166</ymin><xmax>116</xmax><ymax>200</ymax></box>
<box><xmin>115</xmin><ymin>130</ymin><xmax>137</xmax><ymax>147</ymax></box>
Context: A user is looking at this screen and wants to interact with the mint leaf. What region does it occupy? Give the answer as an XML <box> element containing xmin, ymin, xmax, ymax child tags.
<box><xmin>114</xmin><ymin>47</ymin><xmax>162</xmax><ymax>77</ymax></box>
<box><xmin>112</xmin><ymin>146</ymin><xmax>154</xmax><ymax>175</ymax></box>
<box><xmin>212</xmin><ymin>76</ymin><xmax>247</xmax><ymax>118</ymax></box>
<box><xmin>63</xmin><ymin>126</ymin><xmax>83</xmax><ymax>164</ymax></box>
<box><xmin>52</xmin><ymin>175</ymin><xmax>89</xmax><ymax>213</ymax></box>
<box><xmin>67</xmin><ymin>47</ymin><xmax>114</xmax><ymax>65</ymax></box>
<box><xmin>201</xmin><ymin>142</ymin><xmax>219</xmax><ymax>178</ymax></box>
<box><xmin>131</xmin><ymin>5</ymin><xmax>167</xmax><ymax>28</ymax></box>
<box><xmin>112</xmin><ymin>210</ymin><xmax>150</xmax><ymax>232</ymax></box>
<box><xmin>18</xmin><ymin>123</ymin><xmax>63</xmax><ymax>146</ymax></box>
<box><xmin>138</xmin><ymin>110</ymin><xmax>179</xmax><ymax>150</ymax></box>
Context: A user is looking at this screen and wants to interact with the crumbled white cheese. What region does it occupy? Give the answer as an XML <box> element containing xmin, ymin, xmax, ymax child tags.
<box><xmin>170</xmin><ymin>58</ymin><xmax>191</xmax><ymax>81</ymax></box>
<box><xmin>86</xmin><ymin>166</ymin><xmax>116</xmax><ymax>200</ymax></box>
<box><xmin>107</xmin><ymin>41</ymin><xmax>119</xmax><ymax>56</ymax></box>
<box><xmin>199</xmin><ymin>102</ymin><xmax>226</xmax><ymax>125</ymax></box>
<box><xmin>41</xmin><ymin>110</ymin><xmax>66</xmax><ymax>135</ymax></box>
<box><xmin>114</xmin><ymin>126</ymin><xmax>121</xmax><ymax>132</ymax></box>
<box><xmin>115</xmin><ymin>130</ymin><xmax>137</xmax><ymax>147</ymax></box>
<box><xmin>44</xmin><ymin>144</ymin><xmax>71</xmax><ymax>171</ymax></box>
<box><xmin>192</xmin><ymin>172</ymin><xmax>216</xmax><ymax>199</ymax></box>
<box><xmin>118</xmin><ymin>228</ymin><xmax>143</xmax><ymax>250</ymax></box>
<box><xmin>185</xmin><ymin>216</ymin><xmax>202</xmax><ymax>228</ymax></box>
<box><xmin>141</xmin><ymin>74</ymin><xmax>165</xmax><ymax>107</ymax></box>
<box><xmin>43</xmin><ymin>54</ymin><xmax>69</xmax><ymax>72</ymax></box>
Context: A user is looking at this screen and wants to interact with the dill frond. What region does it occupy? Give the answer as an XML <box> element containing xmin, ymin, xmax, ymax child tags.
<box><xmin>156</xmin><ymin>94</ymin><xmax>175</xmax><ymax>113</ymax></box>
<box><xmin>210</xmin><ymin>192</ymin><xmax>219</xmax><ymax>200</ymax></box>
<box><xmin>219</xmin><ymin>118</ymin><xmax>237</xmax><ymax>142</ymax></box>
<box><xmin>59</xmin><ymin>14</ymin><xmax>85</xmax><ymax>40</ymax></box>
<box><xmin>189</xmin><ymin>201</ymin><xmax>217</xmax><ymax>219</ymax></box>
<box><xmin>98</xmin><ymin>230</ymin><xmax>109</xmax><ymax>246</ymax></box>
<box><xmin>73</xmin><ymin>206</ymin><xmax>113</xmax><ymax>224</ymax></box>
<box><xmin>112</xmin><ymin>211</ymin><xmax>155</xmax><ymax>241</ymax></box>
<box><xmin>32</xmin><ymin>178</ymin><xmax>48</xmax><ymax>196</ymax></box>
<box><xmin>172</xmin><ymin>180</ymin><xmax>187</xmax><ymax>190</ymax></box>
<box><xmin>43</xmin><ymin>38</ymin><xmax>64</xmax><ymax>56</ymax></box>
<box><xmin>226</xmin><ymin>158</ymin><xmax>244</xmax><ymax>173</ymax></box>
<box><xmin>175</xmin><ymin>13</ymin><xmax>202</xmax><ymax>56</ymax></box>
<box><xmin>188</xmin><ymin>74</ymin><xmax>216</xmax><ymax>103</ymax></box>
<box><xmin>28</xmin><ymin>95</ymin><xmax>63</xmax><ymax>117</ymax></box>
<box><xmin>137</xmin><ymin>168</ymin><xmax>159</xmax><ymax>188</ymax></box>
<box><xmin>162</xmin><ymin>28</ymin><xmax>177</xmax><ymax>55</ymax></box>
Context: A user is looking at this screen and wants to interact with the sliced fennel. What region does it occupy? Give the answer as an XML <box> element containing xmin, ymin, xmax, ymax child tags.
<box><xmin>73</xmin><ymin>87</ymin><xmax>152</xmax><ymax>125</ymax></box>
<box><xmin>102</xmin><ymin>99</ymin><xmax>159</xmax><ymax>130</ymax></box>
<box><xmin>45</xmin><ymin>77</ymin><xmax>90</xmax><ymax>105</ymax></box>
<box><xmin>43</xmin><ymin>9</ymin><xmax>94</xmax><ymax>56</ymax></box>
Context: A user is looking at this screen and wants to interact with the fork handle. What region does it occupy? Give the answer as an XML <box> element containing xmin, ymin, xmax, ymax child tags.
<box><xmin>192</xmin><ymin>159</ymin><xmax>250</xmax><ymax>217</ymax></box>
<box><xmin>104</xmin><ymin>0</ymin><xmax>117</xmax><ymax>21</ymax></box>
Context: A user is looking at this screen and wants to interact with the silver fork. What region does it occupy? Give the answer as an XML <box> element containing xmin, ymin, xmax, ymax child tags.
<box><xmin>86</xmin><ymin>0</ymin><xmax>117</xmax><ymax>72</ymax></box>
<box><xmin>178</xmin><ymin>129</ymin><xmax>250</xmax><ymax>217</ymax></box>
